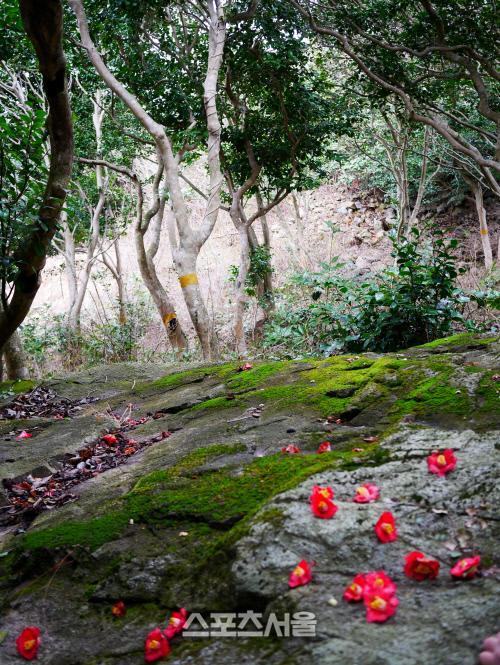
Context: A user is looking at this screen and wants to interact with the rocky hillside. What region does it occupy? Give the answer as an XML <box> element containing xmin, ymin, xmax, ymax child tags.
<box><xmin>0</xmin><ymin>333</ymin><xmax>499</xmax><ymax>664</ymax></box>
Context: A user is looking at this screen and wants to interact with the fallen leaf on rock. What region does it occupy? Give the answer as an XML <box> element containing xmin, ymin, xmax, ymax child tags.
<box><xmin>363</xmin><ymin>436</ymin><xmax>378</xmax><ymax>443</ymax></box>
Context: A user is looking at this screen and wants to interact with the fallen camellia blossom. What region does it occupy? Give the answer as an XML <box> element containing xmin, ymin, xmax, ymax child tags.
<box><xmin>427</xmin><ymin>448</ymin><xmax>457</xmax><ymax>476</ymax></box>
<box><xmin>374</xmin><ymin>511</ymin><xmax>398</xmax><ymax>543</ymax></box>
<box><xmin>281</xmin><ymin>444</ymin><xmax>301</xmax><ymax>454</ymax></box>
<box><xmin>317</xmin><ymin>441</ymin><xmax>331</xmax><ymax>453</ymax></box>
<box><xmin>144</xmin><ymin>628</ymin><xmax>170</xmax><ymax>662</ymax></box>
<box><xmin>343</xmin><ymin>574</ymin><xmax>366</xmax><ymax>602</ymax></box>
<box><xmin>450</xmin><ymin>555</ymin><xmax>481</xmax><ymax>579</ymax></box>
<box><xmin>102</xmin><ymin>434</ymin><xmax>118</xmax><ymax>445</ymax></box>
<box><xmin>353</xmin><ymin>483</ymin><xmax>380</xmax><ymax>503</ymax></box>
<box><xmin>310</xmin><ymin>491</ymin><xmax>338</xmax><ymax>519</ymax></box>
<box><xmin>164</xmin><ymin>607</ymin><xmax>188</xmax><ymax>639</ymax></box>
<box><xmin>112</xmin><ymin>600</ymin><xmax>126</xmax><ymax>617</ymax></box>
<box><xmin>364</xmin><ymin>588</ymin><xmax>399</xmax><ymax>623</ymax></box>
<box><xmin>364</xmin><ymin>570</ymin><xmax>397</xmax><ymax>596</ymax></box>
<box><xmin>311</xmin><ymin>484</ymin><xmax>334</xmax><ymax>500</ymax></box>
<box><xmin>238</xmin><ymin>362</ymin><xmax>253</xmax><ymax>371</ymax></box>
<box><xmin>404</xmin><ymin>551</ymin><xmax>440</xmax><ymax>581</ymax></box>
<box><xmin>288</xmin><ymin>560</ymin><xmax>313</xmax><ymax>588</ymax></box>
<box><xmin>15</xmin><ymin>627</ymin><xmax>41</xmax><ymax>661</ymax></box>
<box><xmin>16</xmin><ymin>431</ymin><xmax>33</xmax><ymax>440</ymax></box>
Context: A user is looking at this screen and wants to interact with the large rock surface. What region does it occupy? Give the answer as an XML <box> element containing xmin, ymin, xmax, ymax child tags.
<box><xmin>0</xmin><ymin>334</ymin><xmax>498</xmax><ymax>664</ymax></box>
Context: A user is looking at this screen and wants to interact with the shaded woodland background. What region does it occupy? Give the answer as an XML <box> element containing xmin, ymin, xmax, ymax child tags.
<box><xmin>1</xmin><ymin>0</ymin><xmax>499</xmax><ymax>379</ymax></box>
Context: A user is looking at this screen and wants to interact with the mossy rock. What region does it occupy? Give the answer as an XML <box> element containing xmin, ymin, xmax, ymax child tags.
<box><xmin>0</xmin><ymin>333</ymin><xmax>498</xmax><ymax>664</ymax></box>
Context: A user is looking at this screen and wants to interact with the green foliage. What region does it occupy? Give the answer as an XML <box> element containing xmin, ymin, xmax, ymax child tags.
<box><xmin>264</xmin><ymin>228</ymin><xmax>482</xmax><ymax>355</ymax></box>
<box><xmin>228</xmin><ymin>245</ymin><xmax>273</xmax><ymax>297</ymax></box>
<box><xmin>0</xmin><ymin>86</ymin><xmax>48</xmax><ymax>288</ymax></box>
<box><xmin>20</xmin><ymin>295</ymin><xmax>154</xmax><ymax>374</ymax></box>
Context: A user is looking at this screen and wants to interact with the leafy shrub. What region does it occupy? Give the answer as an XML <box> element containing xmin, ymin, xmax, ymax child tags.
<box><xmin>228</xmin><ymin>245</ymin><xmax>273</xmax><ymax>297</ymax></box>
<box><xmin>264</xmin><ymin>229</ymin><xmax>485</xmax><ymax>356</ymax></box>
<box><xmin>20</xmin><ymin>296</ymin><xmax>154</xmax><ymax>375</ymax></box>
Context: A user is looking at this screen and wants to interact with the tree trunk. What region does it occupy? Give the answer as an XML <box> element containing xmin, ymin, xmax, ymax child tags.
<box><xmin>465</xmin><ymin>176</ymin><xmax>494</xmax><ymax>270</ymax></box>
<box><xmin>0</xmin><ymin>0</ymin><xmax>73</xmax><ymax>348</ymax></box>
<box><xmin>69</xmin><ymin>0</ymin><xmax>225</xmax><ymax>360</ymax></box>
<box><xmin>101</xmin><ymin>238</ymin><xmax>128</xmax><ymax>324</ymax></box>
<box><xmin>135</xmin><ymin>191</ymin><xmax>188</xmax><ymax>353</ymax></box>
<box><xmin>232</xmin><ymin>221</ymin><xmax>251</xmax><ymax>356</ymax></box>
<box><xmin>174</xmin><ymin>247</ymin><xmax>217</xmax><ymax>359</ymax></box>
<box><xmin>291</xmin><ymin>192</ymin><xmax>314</xmax><ymax>269</ymax></box>
<box><xmin>61</xmin><ymin>211</ymin><xmax>78</xmax><ymax>320</ymax></box>
<box><xmin>3</xmin><ymin>332</ymin><xmax>29</xmax><ymax>380</ymax></box>
<box><xmin>114</xmin><ymin>239</ymin><xmax>127</xmax><ymax>324</ymax></box>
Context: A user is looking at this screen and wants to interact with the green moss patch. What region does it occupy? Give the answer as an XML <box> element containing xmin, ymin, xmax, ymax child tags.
<box><xmin>416</xmin><ymin>332</ymin><xmax>498</xmax><ymax>349</ymax></box>
<box><xmin>20</xmin><ymin>442</ymin><xmax>376</xmax><ymax>554</ymax></box>
<box><xmin>0</xmin><ymin>379</ymin><xmax>36</xmax><ymax>396</ymax></box>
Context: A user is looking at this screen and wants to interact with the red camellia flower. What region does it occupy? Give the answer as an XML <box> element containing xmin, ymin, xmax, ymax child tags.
<box><xmin>364</xmin><ymin>588</ymin><xmax>399</xmax><ymax>623</ymax></box>
<box><xmin>317</xmin><ymin>441</ymin><xmax>331</xmax><ymax>453</ymax></box>
<box><xmin>16</xmin><ymin>431</ymin><xmax>33</xmax><ymax>440</ymax></box>
<box><xmin>364</xmin><ymin>570</ymin><xmax>397</xmax><ymax>596</ymax></box>
<box><xmin>144</xmin><ymin>628</ymin><xmax>170</xmax><ymax>662</ymax></box>
<box><xmin>343</xmin><ymin>574</ymin><xmax>366</xmax><ymax>602</ymax></box>
<box><xmin>112</xmin><ymin>600</ymin><xmax>126</xmax><ymax>617</ymax></box>
<box><xmin>281</xmin><ymin>444</ymin><xmax>301</xmax><ymax>454</ymax></box>
<box><xmin>102</xmin><ymin>434</ymin><xmax>118</xmax><ymax>445</ymax></box>
<box><xmin>288</xmin><ymin>559</ymin><xmax>313</xmax><ymax>588</ymax></box>
<box><xmin>311</xmin><ymin>484</ymin><xmax>334</xmax><ymax>500</ymax></box>
<box><xmin>404</xmin><ymin>551</ymin><xmax>440</xmax><ymax>581</ymax></box>
<box><xmin>16</xmin><ymin>627</ymin><xmax>41</xmax><ymax>661</ymax></box>
<box><xmin>310</xmin><ymin>492</ymin><xmax>338</xmax><ymax>519</ymax></box>
<box><xmin>241</xmin><ymin>362</ymin><xmax>253</xmax><ymax>371</ymax></box>
<box><xmin>353</xmin><ymin>483</ymin><xmax>380</xmax><ymax>503</ymax></box>
<box><xmin>427</xmin><ymin>449</ymin><xmax>457</xmax><ymax>476</ymax></box>
<box><xmin>374</xmin><ymin>512</ymin><xmax>398</xmax><ymax>543</ymax></box>
<box><xmin>450</xmin><ymin>555</ymin><xmax>481</xmax><ymax>580</ymax></box>
<box><xmin>164</xmin><ymin>607</ymin><xmax>188</xmax><ymax>639</ymax></box>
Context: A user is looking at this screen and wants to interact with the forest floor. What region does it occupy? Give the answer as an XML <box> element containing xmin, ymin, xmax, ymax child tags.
<box><xmin>0</xmin><ymin>332</ymin><xmax>499</xmax><ymax>664</ymax></box>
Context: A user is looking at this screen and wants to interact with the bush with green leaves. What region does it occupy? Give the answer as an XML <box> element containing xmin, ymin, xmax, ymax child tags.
<box><xmin>263</xmin><ymin>229</ymin><xmax>486</xmax><ymax>357</ymax></box>
<box><xmin>228</xmin><ymin>245</ymin><xmax>274</xmax><ymax>298</ymax></box>
<box><xmin>20</xmin><ymin>294</ymin><xmax>155</xmax><ymax>375</ymax></box>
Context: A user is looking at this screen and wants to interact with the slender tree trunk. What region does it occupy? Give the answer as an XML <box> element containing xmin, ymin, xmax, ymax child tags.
<box><xmin>173</xmin><ymin>246</ymin><xmax>216</xmax><ymax>358</ymax></box>
<box><xmin>0</xmin><ymin>0</ymin><xmax>73</xmax><ymax>348</ymax></box>
<box><xmin>61</xmin><ymin>211</ymin><xmax>78</xmax><ymax>318</ymax></box>
<box><xmin>101</xmin><ymin>238</ymin><xmax>127</xmax><ymax>324</ymax></box>
<box><xmin>464</xmin><ymin>175</ymin><xmax>494</xmax><ymax>270</ymax></box>
<box><xmin>231</xmin><ymin>217</ymin><xmax>251</xmax><ymax>356</ymax></box>
<box><xmin>135</xmin><ymin>170</ymin><xmax>188</xmax><ymax>352</ymax></box>
<box><xmin>114</xmin><ymin>239</ymin><xmax>127</xmax><ymax>324</ymax></box>
<box><xmin>69</xmin><ymin>0</ymin><xmax>225</xmax><ymax>360</ymax></box>
<box><xmin>3</xmin><ymin>331</ymin><xmax>29</xmax><ymax>380</ymax></box>
<box><xmin>291</xmin><ymin>192</ymin><xmax>314</xmax><ymax>269</ymax></box>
